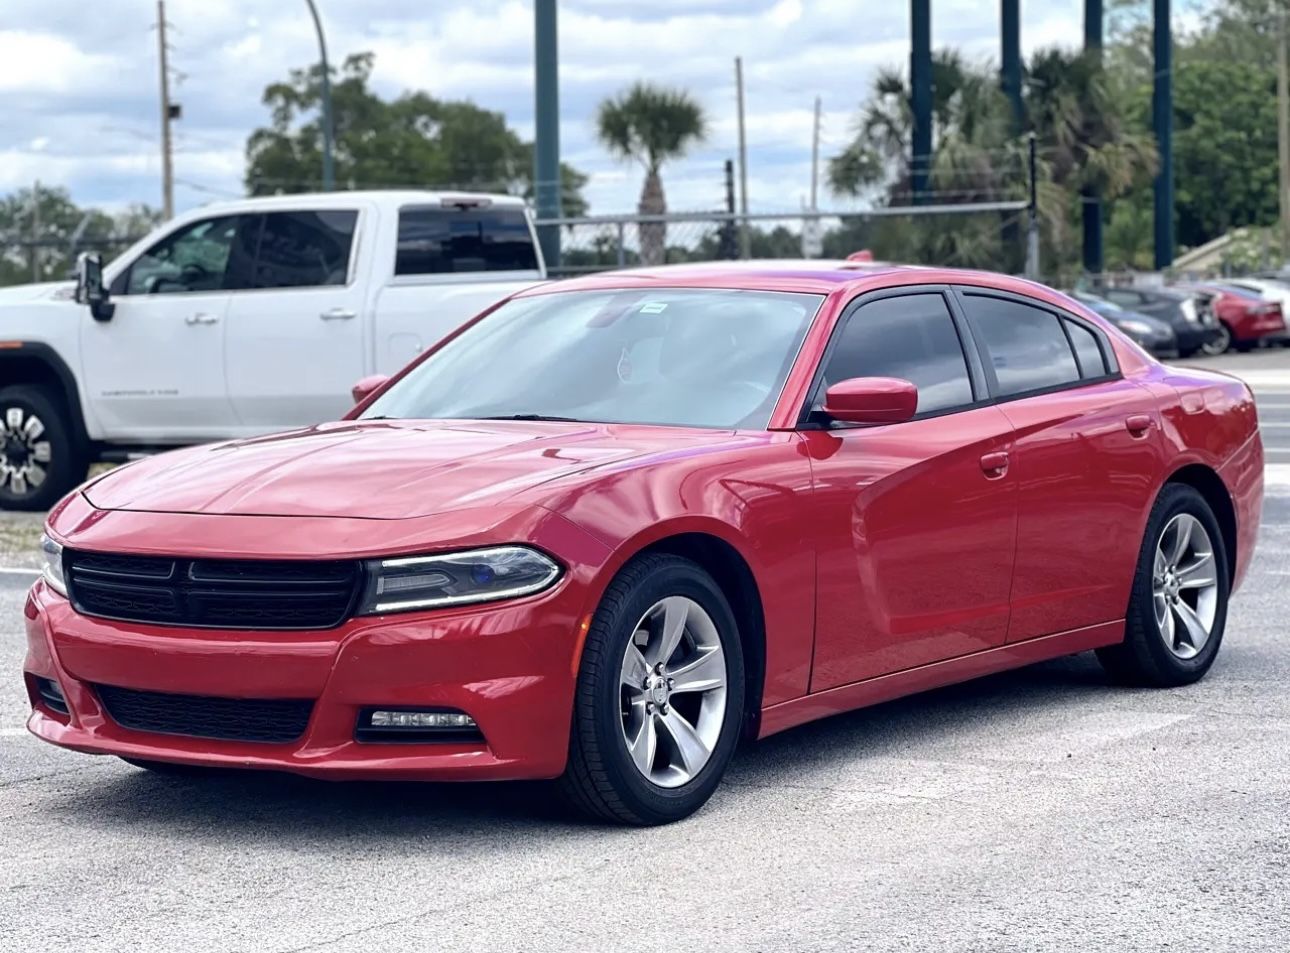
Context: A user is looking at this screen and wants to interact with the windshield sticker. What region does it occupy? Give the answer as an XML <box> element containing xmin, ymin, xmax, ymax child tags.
<box><xmin>638</xmin><ymin>302</ymin><xmax>668</xmax><ymax>314</ymax></box>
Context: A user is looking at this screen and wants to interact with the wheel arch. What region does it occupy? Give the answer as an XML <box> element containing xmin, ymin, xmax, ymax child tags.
<box><xmin>1164</xmin><ymin>462</ymin><xmax>1237</xmax><ymax>586</ymax></box>
<box><xmin>615</xmin><ymin>529</ymin><xmax>768</xmax><ymax>742</ymax></box>
<box><xmin>0</xmin><ymin>343</ymin><xmax>90</xmax><ymax>447</ymax></box>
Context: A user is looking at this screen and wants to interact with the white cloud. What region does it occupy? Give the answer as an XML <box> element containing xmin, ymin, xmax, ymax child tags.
<box><xmin>3</xmin><ymin>0</ymin><xmax>1092</xmax><ymax>216</ymax></box>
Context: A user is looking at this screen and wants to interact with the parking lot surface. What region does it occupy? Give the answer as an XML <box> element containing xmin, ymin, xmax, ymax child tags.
<box><xmin>2</xmin><ymin>351</ymin><xmax>1289</xmax><ymax>952</ymax></box>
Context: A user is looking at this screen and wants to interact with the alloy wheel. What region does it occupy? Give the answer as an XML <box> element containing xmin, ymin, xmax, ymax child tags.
<box><xmin>1199</xmin><ymin>324</ymin><xmax>1231</xmax><ymax>356</ymax></box>
<box><xmin>619</xmin><ymin>596</ymin><xmax>728</xmax><ymax>788</ymax></box>
<box><xmin>1153</xmin><ymin>513</ymin><xmax>1219</xmax><ymax>660</ymax></box>
<box><xmin>0</xmin><ymin>406</ymin><xmax>52</xmax><ymax>498</ymax></box>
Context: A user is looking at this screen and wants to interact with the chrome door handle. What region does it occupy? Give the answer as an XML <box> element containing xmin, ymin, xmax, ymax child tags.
<box><xmin>184</xmin><ymin>313</ymin><xmax>219</xmax><ymax>326</ymax></box>
<box><xmin>320</xmin><ymin>307</ymin><xmax>357</xmax><ymax>321</ymax></box>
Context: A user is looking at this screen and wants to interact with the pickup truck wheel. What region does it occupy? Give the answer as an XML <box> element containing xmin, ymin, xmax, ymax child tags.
<box><xmin>0</xmin><ymin>385</ymin><xmax>88</xmax><ymax>512</ymax></box>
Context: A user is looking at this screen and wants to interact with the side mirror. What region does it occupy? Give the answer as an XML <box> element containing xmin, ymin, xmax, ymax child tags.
<box><xmin>351</xmin><ymin>374</ymin><xmax>390</xmax><ymax>405</ymax></box>
<box><xmin>823</xmin><ymin>376</ymin><xmax>918</xmax><ymax>425</ymax></box>
<box><xmin>74</xmin><ymin>252</ymin><xmax>115</xmax><ymax>321</ymax></box>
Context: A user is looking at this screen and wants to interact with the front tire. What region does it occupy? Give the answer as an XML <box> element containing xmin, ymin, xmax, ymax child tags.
<box><xmin>560</xmin><ymin>554</ymin><xmax>745</xmax><ymax>825</ymax></box>
<box><xmin>1096</xmin><ymin>483</ymin><xmax>1229</xmax><ymax>687</ymax></box>
<box><xmin>0</xmin><ymin>384</ymin><xmax>89</xmax><ymax>511</ymax></box>
<box><xmin>1199</xmin><ymin>323</ymin><xmax>1232</xmax><ymax>356</ymax></box>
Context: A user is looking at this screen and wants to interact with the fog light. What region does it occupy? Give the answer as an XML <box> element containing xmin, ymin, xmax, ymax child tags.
<box><xmin>356</xmin><ymin>708</ymin><xmax>484</xmax><ymax>744</ymax></box>
<box><xmin>370</xmin><ymin>710</ymin><xmax>476</xmax><ymax>729</ymax></box>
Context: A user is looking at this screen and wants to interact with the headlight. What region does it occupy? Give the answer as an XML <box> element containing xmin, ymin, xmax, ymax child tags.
<box><xmin>39</xmin><ymin>534</ymin><xmax>66</xmax><ymax>597</ymax></box>
<box><xmin>357</xmin><ymin>545</ymin><xmax>561</xmax><ymax>615</ymax></box>
<box><xmin>1119</xmin><ymin>319</ymin><xmax>1153</xmax><ymax>336</ymax></box>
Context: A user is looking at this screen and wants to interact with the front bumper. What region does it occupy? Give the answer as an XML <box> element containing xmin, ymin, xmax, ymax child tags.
<box><xmin>23</xmin><ymin>576</ymin><xmax>589</xmax><ymax>782</ymax></box>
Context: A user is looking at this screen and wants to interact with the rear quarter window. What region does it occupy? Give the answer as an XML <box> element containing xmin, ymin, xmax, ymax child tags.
<box><xmin>395</xmin><ymin>206</ymin><xmax>539</xmax><ymax>275</ymax></box>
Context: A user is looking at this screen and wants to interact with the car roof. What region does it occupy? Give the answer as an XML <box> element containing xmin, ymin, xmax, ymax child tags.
<box><xmin>187</xmin><ymin>189</ymin><xmax>528</xmax><ymax>216</ymax></box>
<box><xmin>521</xmin><ymin>260</ymin><xmax>1057</xmax><ymax>298</ymax></box>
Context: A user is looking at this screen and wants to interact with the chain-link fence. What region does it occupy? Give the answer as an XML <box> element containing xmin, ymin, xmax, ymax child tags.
<box><xmin>538</xmin><ymin>202</ymin><xmax>1034</xmax><ymax>278</ymax></box>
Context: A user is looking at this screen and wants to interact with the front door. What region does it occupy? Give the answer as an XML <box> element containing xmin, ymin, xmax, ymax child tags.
<box><xmin>81</xmin><ymin>214</ymin><xmax>244</xmax><ymax>442</ymax></box>
<box><xmin>803</xmin><ymin>290</ymin><xmax>1019</xmax><ymax>691</ymax></box>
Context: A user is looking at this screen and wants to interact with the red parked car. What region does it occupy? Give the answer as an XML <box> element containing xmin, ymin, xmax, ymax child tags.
<box><xmin>24</xmin><ymin>263</ymin><xmax>1264</xmax><ymax>824</ymax></box>
<box><xmin>1187</xmin><ymin>283</ymin><xmax>1286</xmax><ymax>352</ymax></box>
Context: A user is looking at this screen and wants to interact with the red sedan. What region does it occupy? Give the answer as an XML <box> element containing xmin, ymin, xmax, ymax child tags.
<box><xmin>1191</xmin><ymin>283</ymin><xmax>1286</xmax><ymax>353</ymax></box>
<box><xmin>23</xmin><ymin>263</ymin><xmax>1264</xmax><ymax>825</ymax></box>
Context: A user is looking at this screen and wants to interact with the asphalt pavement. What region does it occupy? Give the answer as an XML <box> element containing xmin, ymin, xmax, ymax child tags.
<box><xmin>2</xmin><ymin>351</ymin><xmax>1289</xmax><ymax>952</ymax></box>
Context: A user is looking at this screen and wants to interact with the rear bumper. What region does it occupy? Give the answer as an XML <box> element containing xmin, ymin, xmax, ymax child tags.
<box><xmin>22</xmin><ymin>577</ymin><xmax>589</xmax><ymax>781</ymax></box>
<box><xmin>1230</xmin><ymin>311</ymin><xmax>1289</xmax><ymax>342</ymax></box>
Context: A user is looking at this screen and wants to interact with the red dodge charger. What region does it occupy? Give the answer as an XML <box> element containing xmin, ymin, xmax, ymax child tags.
<box><xmin>23</xmin><ymin>262</ymin><xmax>1264</xmax><ymax>824</ymax></box>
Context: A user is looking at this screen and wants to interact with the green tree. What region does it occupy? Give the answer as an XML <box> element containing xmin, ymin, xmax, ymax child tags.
<box><xmin>595</xmin><ymin>82</ymin><xmax>708</xmax><ymax>265</ymax></box>
<box><xmin>0</xmin><ymin>187</ymin><xmax>160</xmax><ymax>287</ymax></box>
<box><xmin>246</xmin><ymin>52</ymin><xmax>587</xmax><ymax>214</ymax></box>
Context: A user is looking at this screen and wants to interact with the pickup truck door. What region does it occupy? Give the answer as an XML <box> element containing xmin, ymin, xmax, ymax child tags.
<box><xmin>81</xmin><ymin>214</ymin><xmax>244</xmax><ymax>442</ymax></box>
<box><xmin>222</xmin><ymin>208</ymin><xmax>367</xmax><ymax>432</ymax></box>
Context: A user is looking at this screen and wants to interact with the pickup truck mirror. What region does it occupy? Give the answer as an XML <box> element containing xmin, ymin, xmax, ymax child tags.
<box><xmin>74</xmin><ymin>252</ymin><xmax>115</xmax><ymax>322</ymax></box>
<box><xmin>351</xmin><ymin>374</ymin><xmax>390</xmax><ymax>405</ymax></box>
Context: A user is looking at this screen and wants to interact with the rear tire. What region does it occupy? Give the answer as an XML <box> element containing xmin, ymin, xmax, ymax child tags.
<box><xmin>1096</xmin><ymin>483</ymin><xmax>1229</xmax><ymax>687</ymax></box>
<box><xmin>0</xmin><ymin>384</ymin><xmax>89</xmax><ymax>512</ymax></box>
<box><xmin>560</xmin><ymin>554</ymin><xmax>745</xmax><ymax>825</ymax></box>
<box><xmin>1199</xmin><ymin>323</ymin><xmax>1232</xmax><ymax>356</ymax></box>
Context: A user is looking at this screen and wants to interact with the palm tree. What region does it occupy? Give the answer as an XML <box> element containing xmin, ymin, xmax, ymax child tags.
<box><xmin>596</xmin><ymin>83</ymin><xmax>708</xmax><ymax>265</ymax></box>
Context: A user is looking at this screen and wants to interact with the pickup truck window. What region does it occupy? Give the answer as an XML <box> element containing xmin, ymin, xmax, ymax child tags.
<box><xmin>123</xmin><ymin>215</ymin><xmax>246</xmax><ymax>295</ymax></box>
<box><xmin>395</xmin><ymin>206</ymin><xmax>538</xmax><ymax>275</ymax></box>
<box><xmin>252</xmin><ymin>210</ymin><xmax>358</xmax><ymax>289</ymax></box>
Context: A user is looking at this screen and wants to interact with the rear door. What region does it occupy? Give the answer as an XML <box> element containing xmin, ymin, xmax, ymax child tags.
<box><xmin>801</xmin><ymin>289</ymin><xmax>1019</xmax><ymax>690</ymax></box>
<box><xmin>371</xmin><ymin>202</ymin><xmax>544</xmax><ymax>374</ymax></box>
<box><xmin>954</xmin><ymin>287</ymin><xmax>1163</xmax><ymax>642</ymax></box>
<box><xmin>223</xmin><ymin>207</ymin><xmax>367</xmax><ymax>432</ymax></box>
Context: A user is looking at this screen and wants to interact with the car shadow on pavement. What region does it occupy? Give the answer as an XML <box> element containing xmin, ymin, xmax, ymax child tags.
<box><xmin>47</xmin><ymin>652</ymin><xmax>1117</xmax><ymax>836</ymax></box>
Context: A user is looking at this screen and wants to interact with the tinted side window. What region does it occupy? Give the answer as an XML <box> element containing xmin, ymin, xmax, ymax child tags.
<box><xmin>123</xmin><ymin>216</ymin><xmax>242</xmax><ymax>295</ymax></box>
<box><xmin>1063</xmin><ymin>319</ymin><xmax>1108</xmax><ymax>378</ymax></box>
<box><xmin>396</xmin><ymin>207</ymin><xmax>539</xmax><ymax>275</ymax></box>
<box><xmin>252</xmin><ymin>210</ymin><xmax>358</xmax><ymax>289</ymax></box>
<box><xmin>961</xmin><ymin>295</ymin><xmax>1080</xmax><ymax>396</ymax></box>
<box><xmin>822</xmin><ymin>293</ymin><xmax>974</xmax><ymax>415</ymax></box>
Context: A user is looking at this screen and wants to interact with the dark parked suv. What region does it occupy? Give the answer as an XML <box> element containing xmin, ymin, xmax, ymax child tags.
<box><xmin>1099</xmin><ymin>286</ymin><xmax>1225</xmax><ymax>357</ymax></box>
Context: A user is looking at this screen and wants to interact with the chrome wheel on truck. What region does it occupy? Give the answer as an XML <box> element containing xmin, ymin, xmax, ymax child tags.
<box><xmin>0</xmin><ymin>385</ymin><xmax>87</xmax><ymax>512</ymax></box>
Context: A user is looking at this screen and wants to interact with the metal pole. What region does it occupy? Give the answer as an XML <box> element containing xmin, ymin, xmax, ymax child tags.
<box><xmin>1152</xmin><ymin>0</ymin><xmax>1174</xmax><ymax>270</ymax></box>
<box><xmin>1082</xmin><ymin>0</ymin><xmax>1103</xmax><ymax>274</ymax></box>
<box><xmin>1000</xmin><ymin>0</ymin><xmax>1022</xmax><ymax>132</ymax></box>
<box><xmin>616</xmin><ymin>221</ymin><xmax>626</xmax><ymax>268</ymax></box>
<box><xmin>534</xmin><ymin>0</ymin><xmax>561</xmax><ymax>268</ymax></box>
<box><xmin>735</xmin><ymin>56</ymin><xmax>750</xmax><ymax>259</ymax></box>
<box><xmin>910</xmin><ymin>0</ymin><xmax>932</xmax><ymax>203</ymax></box>
<box><xmin>30</xmin><ymin>181</ymin><xmax>40</xmax><ymax>282</ymax></box>
<box><xmin>1025</xmin><ymin>134</ymin><xmax>1040</xmax><ymax>280</ymax></box>
<box><xmin>810</xmin><ymin>95</ymin><xmax>821</xmax><ymax>210</ymax></box>
<box><xmin>304</xmin><ymin>0</ymin><xmax>335</xmax><ymax>191</ymax></box>
<box><xmin>1278</xmin><ymin>5</ymin><xmax>1290</xmax><ymax>266</ymax></box>
<box><xmin>157</xmin><ymin>1</ymin><xmax>174</xmax><ymax>218</ymax></box>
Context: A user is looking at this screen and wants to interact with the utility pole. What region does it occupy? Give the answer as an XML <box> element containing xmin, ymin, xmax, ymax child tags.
<box><xmin>803</xmin><ymin>96</ymin><xmax>823</xmax><ymax>259</ymax></box>
<box><xmin>1083</xmin><ymin>0</ymin><xmax>1104</xmax><ymax>274</ymax></box>
<box><xmin>156</xmin><ymin>0</ymin><xmax>174</xmax><ymax>220</ymax></box>
<box><xmin>30</xmin><ymin>181</ymin><xmax>41</xmax><ymax>283</ymax></box>
<box><xmin>1152</xmin><ymin>0</ymin><xmax>1174</xmax><ymax>270</ymax></box>
<box><xmin>1025</xmin><ymin>134</ymin><xmax>1040</xmax><ymax>280</ymax></box>
<box><xmin>720</xmin><ymin>159</ymin><xmax>737</xmax><ymax>260</ymax></box>
<box><xmin>735</xmin><ymin>56</ymin><xmax>750</xmax><ymax>259</ymax></box>
<box><xmin>534</xmin><ymin>0</ymin><xmax>561</xmax><ymax>268</ymax></box>
<box><xmin>1278</xmin><ymin>4</ymin><xmax>1290</xmax><ymax>266</ymax></box>
<box><xmin>910</xmin><ymin>0</ymin><xmax>932</xmax><ymax>203</ymax></box>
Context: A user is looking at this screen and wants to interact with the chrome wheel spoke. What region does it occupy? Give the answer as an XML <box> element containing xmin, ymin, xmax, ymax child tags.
<box><xmin>669</xmin><ymin>644</ymin><xmax>726</xmax><ymax>695</ymax></box>
<box><xmin>627</xmin><ymin>713</ymin><xmax>657</xmax><ymax>775</ymax></box>
<box><xmin>1176</xmin><ymin>553</ymin><xmax>1215</xmax><ymax>590</ymax></box>
<box><xmin>31</xmin><ymin>441</ymin><xmax>51</xmax><ymax>464</ymax></box>
<box><xmin>4</xmin><ymin>407</ymin><xmax>22</xmax><ymax>431</ymax></box>
<box><xmin>22</xmin><ymin>415</ymin><xmax>44</xmax><ymax>441</ymax></box>
<box><xmin>1160</xmin><ymin>599</ymin><xmax>1176</xmax><ymax>648</ymax></box>
<box><xmin>621</xmin><ymin>643</ymin><xmax>650</xmax><ymax>694</ymax></box>
<box><xmin>1174</xmin><ymin>599</ymin><xmax>1210</xmax><ymax>652</ymax></box>
<box><xmin>1166</xmin><ymin>516</ymin><xmax>1193</xmax><ymax>566</ymax></box>
<box><xmin>658</xmin><ymin>709</ymin><xmax>709</xmax><ymax>775</ymax></box>
<box><xmin>648</xmin><ymin>596</ymin><xmax>689</xmax><ymax>668</ymax></box>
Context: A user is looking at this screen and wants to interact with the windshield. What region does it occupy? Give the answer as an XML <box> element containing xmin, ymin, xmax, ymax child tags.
<box><xmin>363</xmin><ymin>287</ymin><xmax>823</xmax><ymax>429</ymax></box>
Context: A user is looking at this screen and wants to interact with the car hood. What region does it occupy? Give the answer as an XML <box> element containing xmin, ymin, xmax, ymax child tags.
<box><xmin>0</xmin><ymin>280</ymin><xmax>74</xmax><ymax>308</ymax></box>
<box><xmin>82</xmin><ymin>419</ymin><xmax>744</xmax><ymax>520</ymax></box>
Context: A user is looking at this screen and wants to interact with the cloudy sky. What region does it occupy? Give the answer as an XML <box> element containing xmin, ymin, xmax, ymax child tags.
<box><xmin>3</xmin><ymin>0</ymin><xmax>1135</xmax><ymax>218</ymax></box>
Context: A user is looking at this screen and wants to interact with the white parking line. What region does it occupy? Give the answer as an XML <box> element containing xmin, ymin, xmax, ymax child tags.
<box><xmin>1265</xmin><ymin>464</ymin><xmax>1290</xmax><ymax>488</ymax></box>
<box><xmin>0</xmin><ymin>567</ymin><xmax>39</xmax><ymax>576</ymax></box>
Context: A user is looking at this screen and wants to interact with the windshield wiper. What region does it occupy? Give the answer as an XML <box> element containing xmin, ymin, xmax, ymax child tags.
<box><xmin>478</xmin><ymin>413</ymin><xmax>584</xmax><ymax>422</ymax></box>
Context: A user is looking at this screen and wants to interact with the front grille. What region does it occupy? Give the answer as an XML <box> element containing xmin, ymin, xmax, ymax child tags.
<box><xmin>95</xmin><ymin>684</ymin><xmax>313</xmax><ymax>744</ymax></box>
<box><xmin>64</xmin><ymin>550</ymin><xmax>362</xmax><ymax>630</ymax></box>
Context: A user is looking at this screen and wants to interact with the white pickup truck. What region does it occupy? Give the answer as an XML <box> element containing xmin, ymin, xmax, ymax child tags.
<box><xmin>0</xmin><ymin>190</ymin><xmax>547</xmax><ymax>510</ymax></box>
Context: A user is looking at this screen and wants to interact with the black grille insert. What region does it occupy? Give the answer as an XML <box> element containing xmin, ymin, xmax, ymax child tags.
<box><xmin>34</xmin><ymin>677</ymin><xmax>69</xmax><ymax>716</ymax></box>
<box><xmin>95</xmin><ymin>684</ymin><xmax>313</xmax><ymax>744</ymax></box>
<box><xmin>64</xmin><ymin>550</ymin><xmax>362</xmax><ymax>630</ymax></box>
